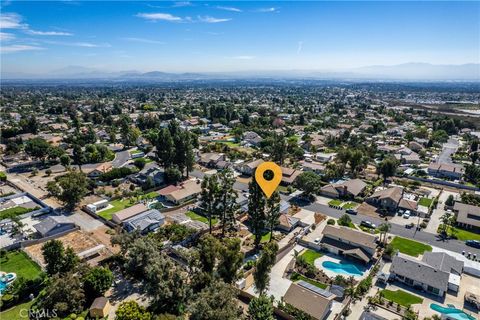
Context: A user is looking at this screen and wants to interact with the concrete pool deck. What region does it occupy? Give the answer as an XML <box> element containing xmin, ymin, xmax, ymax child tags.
<box><xmin>314</xmin><ymin>253</ymin><xmax>370</xmax><ymax>281</ymax></box>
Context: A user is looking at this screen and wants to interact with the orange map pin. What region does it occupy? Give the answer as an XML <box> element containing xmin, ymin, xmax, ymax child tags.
<box><xmin>255</xmin><ymin>162</ymin><xmax>282</xmax><ymax>198</ymax></box>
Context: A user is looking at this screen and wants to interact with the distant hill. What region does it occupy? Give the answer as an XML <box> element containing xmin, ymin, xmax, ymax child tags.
<box><xmin>2</xmin><ymin>63</ymin><xmax>479</xmax><ymax>81</ymax></box>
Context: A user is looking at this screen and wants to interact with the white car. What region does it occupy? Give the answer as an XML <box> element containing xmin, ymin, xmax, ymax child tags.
<box><xmin>314</xmin><ymin>238</ymin><xmax>321</xmax><ymax>244</ymax></box>
<box><xmin>403</xmin><ymin>210</ymin><xmax>411</xmax><ymax>219</ymax></box>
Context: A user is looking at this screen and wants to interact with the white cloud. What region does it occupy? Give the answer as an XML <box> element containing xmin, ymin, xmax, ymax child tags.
<box><xmin>1</xmin><ymin>44</ymin><xmax>43</xmax><ymax>53</ymax></box>
<box><xmin>0</xmin><ymin>32</ymin><xmax>15</xmax><ymax>41</ymax></box>
<box><xmin>71</xmin><ymin>42</ymin><xmax>110</xmax><ymax>47</ymax></box>
<box><xmin>198</xmin><ymin>16</ymin><xmax>231</xmax><ymax>23</ymax></box>
<box><xmin>26</xmin><ymin>30</ymin><xmax>73</xmax><ymax>36</ymax></box>
<box><xmin>217</xmin><ymin>6</ymin><xmax>242</xmax><ymax>12</ymax></box>
<box><xmin>297</xmin><ymin>41</ymin><xmax>303</xmax><ymax>54</ymax></box>
<box><xmin>257</xmin><ymin>7</ymin><xmax>278</xmax><ymax>13</ymax></box>
<box><xmin>230</xmin><ymin>56</ymin><xmax>255</xmax><ymax>60</ymax></box>
<box><xmin>122</xmin><ymin>37</ymin><xmax>165</xmax><ymax>44</ymax></box>
<box><xmin>136</xmin><ymin>12</ymin><xmax>183</xmax><ymax>22</ymax></box>
<box><xmin>0</xmin><ymin>13</ymin><xmax>27</xmax><ymax>29</ymax></box>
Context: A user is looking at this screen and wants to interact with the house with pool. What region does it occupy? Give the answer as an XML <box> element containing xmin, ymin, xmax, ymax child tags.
<box><xmin>389</xmin><ymin>252</ymin><xmax>464</xmax><ymax>296</ymax></box>
<box><xmin>316</xmin><ymin>225</ymin><xmax>378</xmax><ymax>264</ymax></box>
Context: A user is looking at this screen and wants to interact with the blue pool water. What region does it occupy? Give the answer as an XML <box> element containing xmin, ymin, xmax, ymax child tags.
<box><xmin>430</xmin><ymin>303</ymin><xmax>476</xmax><ymax>320</ymax></box>
<box><xmin>322</xmin><ymin>260</ymin><xmax>364</xmax><ymax>276</ymax></box>
<box><xmin>0</xmin><ymin>281</ymin><xmax>7</xmax><ymax>295</ymax></box>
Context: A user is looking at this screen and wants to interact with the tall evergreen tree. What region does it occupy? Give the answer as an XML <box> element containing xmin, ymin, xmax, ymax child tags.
<box><xmin>248</xmin><ymin>176</ymin><xmax>267</xmax><ymax>250</ymax></box>
<box><xmin>200</xmin><ymin>175</ymin><xmax>221</xmax><ymax>233</ymax></box>
<box><xmin>218</xmin><ymin>169</ymin><xmax>239</xmax><ymax>236</ymax></box>
<box><xmin>265</xmin><ymin>191</ymin><xmax>281</xmax><ymax>242</ymax></box>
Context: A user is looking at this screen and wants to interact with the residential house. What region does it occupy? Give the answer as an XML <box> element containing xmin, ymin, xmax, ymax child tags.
<box><xmin>283</xmin><ymin>281</ymin><xmax>335</xmax><ymax>320</ymax></box>
<box><xmin>112</xmin><ymin>203</ymin><xmax>149</xmax><ymax>224</ymax></box>
<box><xmin>164</xmin><ymin>180</ymin><xmax>202</xmax><ymax>205</ymax></box>
<box><xmin>389</xmin><ymin>252</ymin><xmax>464</xmax><ymax>296</ymax></box>
<box><xmin>300</xmin><ymin>160</ymin><xmax>325</xmax><ymax>174</ymax></box>
<box><xmin>33</xmin><ymin>216</ymin><xmax>76</xmax><ymax>238</ymax></box>
<box><xmin>243</xmin><ymin>131</ymin><xmax>263</xmax><ymax>146</ymax></box>
<box><xmin>428</xmin><ymin>163</ymin><xmax>464</xmax><ymax>180</ymax></box>
<box><xmin>199</xmin><ymin>152</ymin><xmax>225</xmax><ymax>168</ymax></box>
<box><xmin>315</xmin><ymin>152</ymin><xmax>335</xmax><ymax>163</ymax></box>
<box><xmin>453</xmin><ymin>202</ymin><xmax>480</xmax><ymax>229</ymax></box>
<box><xmin>280</xmin><ymin>167</ymin><xmax>301</xmax><ymax>185</ymax></box>
<box><xmin>237</xmin><ymin>159</ymin><xmax>264</xmax><ymax>176</ymax></box>
<box><xmin>319</xmin><ymin>225</ymin><xmax>378</xmax><ymax>264</ymax></box>
<box><xmin>408</xmin><ymin>141</ymin><xmax>424</xmax><ymax>152</ymax></box>
<box><xmin>132</xmin><ymin>163</ymin><xmax>165</xmax><ymax>187</ymax></box>
<box><xmin>277</xmin><ymin>214</ymin><xmax>300</xmax><ymax>232</ymax></box>
<box><xmin>366</xmin><ymin>186</ymin><xmax>403</xmax><ymax>213</ymax></box>
<box><xmin>86</xmin><ymin>163</ymin><xmax>112</xmax><ymax>179</ymax></box>
<box><xmin>320</xmin><ymin>179</ymin><xmax>367</xmax><ymax>199</ymax></box>
<box><xmin>85</xmin><ymin>199</ymin><xmax>109</xmax><ymax>214</ymax></box>
<box><xmin>123</xmin><ymin>209</ymin><xmax>165</xmax><ymax>234</ymax></box>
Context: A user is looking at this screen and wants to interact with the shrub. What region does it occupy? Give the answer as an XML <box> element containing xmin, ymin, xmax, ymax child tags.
<box><xmin>327</xmin><ymin>219</ymin><xmax>335</xmax><ymax>225</ymax></box>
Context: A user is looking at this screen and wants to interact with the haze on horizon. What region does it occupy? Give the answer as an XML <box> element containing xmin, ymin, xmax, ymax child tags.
<box><xmin>1</xmin><ymin>1</ymin><xmax>479</xmax><ymax>79</ymax></box>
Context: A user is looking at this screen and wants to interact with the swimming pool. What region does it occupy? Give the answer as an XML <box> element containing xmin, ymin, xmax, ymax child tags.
<box><xmin>322</xmin><ymin>260</ymin><xmax>364</xmax><ymax>276</ymax></box>
<box><xmin>0</xmin><ymin>281</ymin><xmax>7</xmax><ymax>295</ymax></box>
<box><xmin>430</xmin><ymin>303</ymin><xmax>476</xmax><ymax>320</ymax></box>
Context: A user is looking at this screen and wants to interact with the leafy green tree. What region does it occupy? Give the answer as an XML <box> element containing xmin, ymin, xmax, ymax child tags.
<box><xmin>271</xmin><ymin>133</ymin><xmax>287</xmax><ymax>165</ymax></box>
<box><xmin>253</xmin><ymin>241</ymin><xmax>279</xmax><ymax>295</ymax></box>
<box><xmin>36</xmin><ymin>272</ymin><xmax>85</xmax><ymax>318</ymax></box>
<box><xmin>49</xmin><ymin>170</ymin><xmax>88</xmax><ymax>210</ymax></box>
<box><xmin>218</xmin><ymin>169</ymin><xmax>239</xmax><ymax>235</ymax></box>
<box><xmin>115</xmin><ymin>301</ymin><xmax>152</xmax><ymax>320</ymax></box>
<box><xmin>59</xmin><ymin>154</ymin><xmax>71</xmax><ymax>168</ymax></box>
<box><xmin>294</xmin><ymin>171</ymin><xmax>322</xmax><ymax>198</ymax></box>
<box><xmin>248</xmin><ymin>295</ymin><xmax>275</xmax><ymax>320</ymax></box>
<box><xmin>218</xmin><ymin>238</ymin><xmax>243</xmax><ymax>284</ymax></box>
<box><xmin>41</xmin><ymin>240</ymin><xmax>65</xmax><ymax>275</ymax></box>
<box><xmin>165</xmin><ymin>165</ymin><xmax>182</xmax><ymax>184</ymax></box>
<box><xmin>378</xmin><ymin>222</ymin><xmax>391</xmax><ymax>246</ymax></box>
<box><xmin>200</xmin><ymin>175</ymin><xmax>221</xmax><ymax>233</ymax></box>
<box><xmin>25</xmin><ymin>137</ymin><xmax>50</xmax><ymax>162</ymax></box>
<box><xmin>155</xmin><ymin>128</ymin><xmax>175</xmax><ymax>168</ymax></box>
<box><xmin>188</xmin><ymin>280</ymin><xmax>242</xmax><ymax>320</ymax></box>
<box><xmin>338</xmin><ymin>214</ymin><xmax>352</xmax><ymax>227</ymax></box>
<box><xmin>72</xmin><ymin>144</ymin><xmax>85</xmax><ymax>171</ymax></box>
<box><xmin>83</xmin><ymin>267</ymin><xmax>113</xmax><ymax>298</ymax></box>
<box><xmin>265</xmin><ymin>191</ymin><xmax>281</xmax><ymax>242</ymax></box>
<box><xmin>248</xmin><ymin>177</ymin><xmax>267</xmax><ymax>249</ymax></box>
<box><xmin>377</xmin><ymin>157</ymin><xmax>399</xmax><ymax>183</ymax></box>
<box><xmin>197</xmin><ymin>234</ymin><xmax>221</xmax><ymax>274</ymax></box>
<box><xmin>445</xmin><ymin>194</ymin><xmax>455</xmax><ymax>207</ymax></box>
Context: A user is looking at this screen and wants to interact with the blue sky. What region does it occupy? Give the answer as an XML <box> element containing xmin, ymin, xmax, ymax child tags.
<box><xmin>1</xmin><ymin>1</ymin><xmax>479</xmax><ymax>74</ymax></box>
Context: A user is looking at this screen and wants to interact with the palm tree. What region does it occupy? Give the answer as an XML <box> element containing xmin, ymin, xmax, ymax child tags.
<box><xmin>378</xmin><ymin>222</ymin><xmax>391</xmax><ymax>246</ymax></box>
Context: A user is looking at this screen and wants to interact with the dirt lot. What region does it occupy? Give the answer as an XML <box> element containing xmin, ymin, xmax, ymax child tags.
<box><xmin>24</xmin><ymin>229</ymin><xmax>115</xmax><ymax>267</ymax></box>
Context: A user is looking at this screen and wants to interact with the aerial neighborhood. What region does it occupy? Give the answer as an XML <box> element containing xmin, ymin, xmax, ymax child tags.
<box><xmin>0</xmin><ymin>82</ymin><xmax>479</xmax><ymax>320</ymax></box>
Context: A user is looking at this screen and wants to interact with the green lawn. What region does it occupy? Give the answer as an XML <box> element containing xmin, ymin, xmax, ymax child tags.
<box><xmin>390</xmin><ymin>236</ymin><xmax>432</xmax><ymax>257</ymax></box>
<box><xmin>219</xmin><ymin>141</ymin><xmax>240</xmax><ymax>147</ymax></box>
<box><xmin>141</xmin><ymin>191</ymin><xmax>159</xmax><ymax>200</ymax></box>
<box><xmin>342</xmin><ymin>202</ymin><xmax>357</xmax><ymax>209</ymax></box>
<box><xmin>185</xmin><ymin>211</ymin><xmax>218</xmax><ymax>225</ymax></box>
<box><xmin>418</xmin><ymin>197</ymin><xmax>433</xmax><ymax>207</ymax></box>
<box><xmin>328</xmin><ymin>199</ymin><xmax>343</xmax><ymax>207</ymax></box>
<box><xmin>380</xmin><ymin>289</ymin><xmax>423</xmax><ymax>307</ymax></box>
<box><xmin>0</xmin><ymin>251</ymin><xmax>42</xmax><ymax>281</ymax></box>
<box><xmin>438</xmin><ymin>225</ymin><xmax>480</xmax><ymax>241</ymax></box>
<box><xmin>291</xmin><ymin>272</ymin><xmax>328</xmax><ymax>289</ymax></box>
<box><xmin>0</xmin><ymin>300</ymin><xmax>34</xmax><ymax>320</ymax></box>
<box><xmin>0</xmin><ymin>206</ymin><xmax>38</xmax><ymax>220</ymax></box>
<box><xmin>359</xmin><ymin>226</ymin><xmax>380</xmax><ymax>234</ymax></box>
<box><xmin>301</xmin><ymin>249</ymin><xmax>323</xmax><ymax>266</ymax></box>
<box><xmin>97</xmin><ymin>199</ymin><xmax>133</xmax><ymax>220</ymax></box>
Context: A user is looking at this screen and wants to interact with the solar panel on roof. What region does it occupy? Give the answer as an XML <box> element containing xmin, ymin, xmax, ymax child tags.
<box><xmin>297</xmin><ymin>280</ymin><xmax>333</xmax><ymax>298</ymax></box>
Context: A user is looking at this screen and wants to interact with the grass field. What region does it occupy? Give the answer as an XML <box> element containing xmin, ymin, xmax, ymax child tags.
<box><xmin>390</xmin><ymin>236</ymin><xmax>432</xmax><ymax>257</ymax></box>
<box><xmin>342</xmin><ymin>202</ymin><xmax>357</xmax><ymax>209</ymax></box>
<box><xmin>185</xmin><ymin>211</ymin><xmax>218</xmax><ymax>225</ymax></box>
<box><xmin>328</xmin><ymin>199</ymin><xmax>343</xmax><ymax>207</ymax></box>
<box><xmin>359</xmin><ymin>226</ymin><xmax>380</xmax><ymax>234</ymax></box>
<box><xmin>97</xmin><ymin>199</ymin><xmax>133</xmax><ymax>220</ymax></box>
<box><xmin>291</xmin><ymin>272</ymin><xmax>328</xmax><ymax>289</ymax></box>
<box><xmin>380</xmin><ymin>289</ymin><xmax>423</xmax><ymax>307</ymax></box>
<box><xmin>438</xmin><ymin>225</ymin><xmax>480</xmax><ymax>241</ymax></box>
<box><xmin>0</xmin><ymin>251</ymin><xmax>42</xmax><ymax>281</ymax></box>
<box><xmin>418</xmin><ymin>197</ymin><xmax>433</xmax><ymax>207</ymax></box>
<box><xmin>0</xmin><ymin>206</ymin><xmax>38</xmax><ymax>220</ymax></box>
<box><xmin>0</xmin><ymin>300</ymin><xmax>34</xmax><ymax>320</ymax></box>
<box><xmin>301</xmin><ymin>249</ymin><xmax>323</xmax><ymax>266</ymax></box>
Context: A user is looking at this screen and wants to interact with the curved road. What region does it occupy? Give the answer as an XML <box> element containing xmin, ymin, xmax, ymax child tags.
<box><xmin>111</xmin><ymin>150</ymin><xmax>130</xmax><ymax>168</ymax></box>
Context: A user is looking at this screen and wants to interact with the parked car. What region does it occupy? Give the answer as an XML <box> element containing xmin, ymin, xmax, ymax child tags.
<box><xmin>403</xmin><ymin>210</ymin><xmax>411</xmax><ymax>219</ymax></box>
<box><xmin>466</xmin><ymin>240</ymin><xmax>480</xmax><ymax>249</ymax></box>
<box><xmin>360</xmin><ymin>220</ymin><xmax>376</xmax><ymax>229</ymax></box>
<box><xmin>405</xmin><ymin>223</ymin><xmax>414</xmax><ymax>229</ymax></box>
<box><xmin>346</xmin><ymin>209</ymin><xmax>357</xmax><ymax>215</ymax></box>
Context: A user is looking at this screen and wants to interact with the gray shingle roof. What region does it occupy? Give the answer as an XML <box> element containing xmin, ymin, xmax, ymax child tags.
<box><xmin>421</xmin><ymin>252</ymin><xmax>464</xmax><ymax>275</ymax></box>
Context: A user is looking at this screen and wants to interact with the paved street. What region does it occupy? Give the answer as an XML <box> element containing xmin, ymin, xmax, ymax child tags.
<box><xmin>111</xmin><ymin>150</ymin><xmax>131</xmax><ymax>168</ymax></box>
<box><xmin>301</xmin><ymin>201</ymin><xmax>480</xmax><ymax>256</ymax></box>
<box><xmin>424</xmin><ymin>190</ymin><xmax>457</xmax><ymax>234</ymax></box>
<box><xmin>436</xmin><ymin>137</ymin><xmax>459</xmax><ymax>164</ymax></box>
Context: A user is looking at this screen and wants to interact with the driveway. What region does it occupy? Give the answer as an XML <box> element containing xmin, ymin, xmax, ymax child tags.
<box><xmin>436</xmin><ymin>137</ymin><xmax>459</xmax><ymax>164</ymax></box>
<box><xmin>424</xmin><ymin>190</ymin><xmax>458</xmax><ymax>234</ymax></box>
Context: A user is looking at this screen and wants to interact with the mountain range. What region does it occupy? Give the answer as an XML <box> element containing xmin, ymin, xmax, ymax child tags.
<box><xmin>2</xmin><ymin>63</ymin><xmax>479</xmax><ymax>81</ymax></box>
